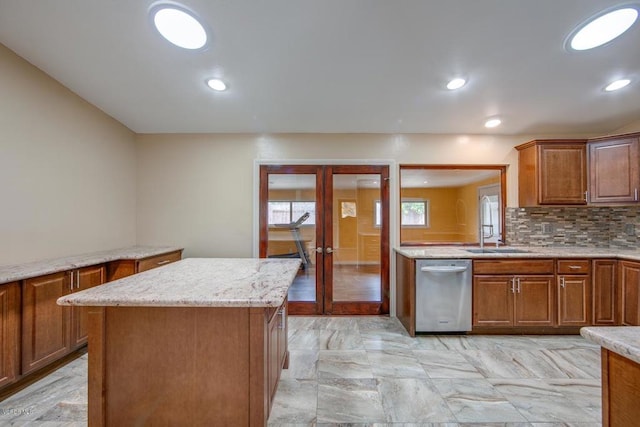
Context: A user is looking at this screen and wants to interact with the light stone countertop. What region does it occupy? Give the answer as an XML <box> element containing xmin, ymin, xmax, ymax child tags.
<box><xmin>581</xmin><ymin>326</ymin><xmax>640</xmax><ymax>365</ymax></box>
<box><xmin>57</xmin><ymin>258</ymin><xmax>301</xmax><ymax>308</ymax></box>
<box><xmin>395</xmin><ymin>245</ymin><xmax>640</xmax><ymax>261</ymax></box>
<box><xmin>0</xmin><ymin>246</ymin><xmax>183</xmax><ymax>285</ymax></box>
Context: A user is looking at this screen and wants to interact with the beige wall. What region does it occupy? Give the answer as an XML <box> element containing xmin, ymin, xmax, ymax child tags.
<box><xmin>0</xmin><ymin>44</ymin><xmax>137</xmax><ymax>266</ymax></box>
<box><xmin>136</xmin><ymin>133</ymin><xmax>592</xmax><ymax>258</ymax></box>
<box><xmin>614</xmin><ymin>118</ymin><xmax>640</xmax><ymax>134</ymax></box>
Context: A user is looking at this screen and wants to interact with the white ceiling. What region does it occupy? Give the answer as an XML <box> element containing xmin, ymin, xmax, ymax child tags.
<box><xmin>1</xmin><ymin>0</ymin><xmax>639</xmax><ymax>135</ymax></box>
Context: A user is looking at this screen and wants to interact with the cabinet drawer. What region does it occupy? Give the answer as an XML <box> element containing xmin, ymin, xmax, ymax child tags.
<box><xmin>473</xmin><ymin>259</ymin><xmax>554</xmax><ymax>275</ymax></box>
<box><xmin>137</xmin><ymin>251</ymin><xmax>182</xmax><ymax>273</ymax></box>
<box><xmin>557</xmin><ymin>259</ymin><xmax>591</xmax><ymax>275</ymax></box>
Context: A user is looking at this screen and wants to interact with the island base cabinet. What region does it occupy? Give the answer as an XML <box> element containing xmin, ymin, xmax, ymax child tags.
<box><xmin>601</xmin><ymin>349</ymin><xmax>640</xmax><ymax>427</ymax></box>
<box><xmin>88</xmin><ymin>304</ymin><xmax>287</xmax><ymax>426</ymax></box>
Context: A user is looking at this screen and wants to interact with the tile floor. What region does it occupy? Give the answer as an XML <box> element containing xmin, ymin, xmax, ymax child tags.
<box><xmin>0</xmin><ymin>316</ymin><xmax>603</xmax><ymax>426</ymax></box>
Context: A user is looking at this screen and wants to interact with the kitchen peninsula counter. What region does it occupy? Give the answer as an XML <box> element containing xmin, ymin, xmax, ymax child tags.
<box><xmin>395</xmin><ymin>245</ymin><xmax>640</xmax><ymax>261</ymax></box>
<box><xmin>58</xmin><ymin>258</ymin><xmax>301</xmax><ymax>427</ymax></box>
<box><xmin>581</xmin><ymin>327</ymin><xmax>640</xmax><ymax>427</ymax></box>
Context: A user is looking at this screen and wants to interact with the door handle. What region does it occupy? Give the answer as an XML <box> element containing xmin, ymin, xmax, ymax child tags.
<box><xmin>316</xmin><ymin>247</ymin><xmax>323</xmax><ymax>253</ymax></box>
<box><xmin>560</xmin><ymin>276</ymin><xmax>566</xmax><ymax>288</ymax></box>
<box><xmin>325</xmin><ymin>247</ymin><xmax>333</xmax><ymax>254</ymax></box>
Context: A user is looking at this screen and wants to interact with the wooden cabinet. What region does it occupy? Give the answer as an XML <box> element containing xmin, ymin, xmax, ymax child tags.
<box><xmin>107</xmin><ymin>249</ymin><xmax>183</xmax><ymax>281</ymax></box>
<box><xmin>22</xmin><ymin>272</ymin><xmax>71</xmax><ymax>374</ymax></box>
<box><xmin>593</xmin><ymin>259</ymin><xmax>618</xmax><ymax>325</ymax></box>
<box><xmin>22</xmin><ymin>265</ymin><xmax>106</xmax><ymax>374</ymax></box>
<box><xmin>70</xmin><ymin>265</ymin><xmax>106</xmax><ymax>348</ymax></box>
<box><xmin>600</xmin><ymin>348</ymin><xmax>640</xmax><ymax>427</ymax></box>
<box><xmin>588</xmin><ymin>135</ymin><xmax>640</xmax><ymax>204</ymax></box>
<box><xmin>619</xmin><ymin>260</ymin><xmax>640</xmax><ymax>326</ymax></box>
<box><xmin>557</xmin><ymin>259</ymin><xmax>591</xmax><ymax>326</ymax></box>
<box><xmin>88</xmin><ymin>302</ymin><xmax>289</xmax><ymax>426</ymax></box>
<box><xmin>267</xmin><ymin>299</ymin><xmax>287</xmax><ymax>405</ymax></box>
<box><xmin>473</xmin><ymin>259</ymin><xmax>555</xmax><ymax>327</ymax></box>
<box><xmin>0</xmin><ymin>282</ymin><xmax>20</xmax><ymax>389</ymax></box>
<box><xmin>516</xmin><ymin>139</ymin><xmax>588</xmax><ymax>206</ymax></box>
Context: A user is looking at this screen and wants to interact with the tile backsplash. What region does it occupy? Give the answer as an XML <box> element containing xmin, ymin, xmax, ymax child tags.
<box><xmin>505</xmin><ymin>206</ymin><xmax>640</xmax><ymax>249</ymax></box>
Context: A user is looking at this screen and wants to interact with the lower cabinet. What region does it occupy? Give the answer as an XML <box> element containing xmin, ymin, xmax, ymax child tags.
<box><xmin>557</xmin><ymin>260</ymin><xmax>591</xmax><ymax>326</ymax></box>
<box><xmin>473</xmin><ymin>259</ymin><xmax>555</xmax><ymax>328</ymax></box>
<box><xmin>70</xmin><ymin>265</ymin><xmax>106</xmax><ymax>348</ymax></box>
<box><xmin>106</xmin><ymin>250</ymin><xmax>183</xmax><ymax>281</ymax></box>
<box><xmin>592</xmin><ymin>259</ymin><xmax>617</xmax><ymax>325</ymax></box>
<box><xmin>0</xmin><ymin>282</ymin><xmax>20</xmax><ymax>389</ymax></box>
<box><xmin>22</xmin><ymin>265</ymin><xmax>106</xmax><ymax>375</ymax></box>
<box><xmin>619</xmin><ymin>260</ymin><xmax>640</xmax><ymax>326</ymax></box>
<box><xmin>22</xmin><ymin>272</ymin><xmax>72</xmax><ymax>374</ymax></box>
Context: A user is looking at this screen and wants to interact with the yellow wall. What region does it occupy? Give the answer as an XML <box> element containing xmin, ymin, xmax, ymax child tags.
<box><xmin>400</xmin><ymin>175</ymin><xmax>500</xmax><ymax>245</ymax></box>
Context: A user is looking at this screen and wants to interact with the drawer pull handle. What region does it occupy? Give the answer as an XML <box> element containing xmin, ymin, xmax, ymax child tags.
<box><xmin>157</xmin><ymin>260</ymin><xmax>172</xmax><ymax>265</ymax></box>
<box><xmin>568</xmin><ymin>265</ymin><xmax>582</xmax><ymax>269</ymax></box>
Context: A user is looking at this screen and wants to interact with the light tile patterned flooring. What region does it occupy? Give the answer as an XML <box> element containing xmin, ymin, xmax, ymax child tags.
<box><xmin>0</xmin><ymin>316</ymin><xmax>602</xmax><ymax>426</ymax></box>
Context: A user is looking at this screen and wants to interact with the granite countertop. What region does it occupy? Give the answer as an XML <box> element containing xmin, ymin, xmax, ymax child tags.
<box><xmin>395</xmin><ymin>245</ymin><xmax>640</xmax><ymax>261</ymax></box>
<box><xmin>57</xmin><ymin>258</ymin><xmax>301</xmax><ymax>308</ymax></box>
<box><xmin>581</xmin><ymin>326</ymin><xmax>640</xmax><ymax>365</ymax></box>
<box><xmin>0</xmin><ymin>246</ymin><xmax>183</xmax><ymax>285</ymax></box>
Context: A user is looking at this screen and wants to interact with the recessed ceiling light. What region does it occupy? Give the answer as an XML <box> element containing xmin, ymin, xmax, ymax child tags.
<box><xmin>605</xmin><ymin>78</ymin><xmax>631</xmax><ymax>91</ymax></box>
<box><xmin>484</xmin><ymin>118</ymin><xmax>502</xmax><ymax>128</ymax></box>
<box><xmin>446</xmin><ymin>78</ymin><xmax>466</xmax><ymax>90</ymax></box>
<box><xmin>206</xmin><ymin>78</ymin><xmax>227</xmax><ymax>91</ymax></box>
<box><xmin>150</xmin><ymin>3</ymin><xmax>208</xmax><ymax>50</ymax></box>
<box><xmin>567</xmin><ymin>7</ymin><xmax>638</xmax><ymax>51</ymax></box>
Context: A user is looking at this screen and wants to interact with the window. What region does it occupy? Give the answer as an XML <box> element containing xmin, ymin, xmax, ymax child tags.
<box><xmin>268</xmin><ymin>201</ymin><xmax>316</xmax><ymax>225</ymax></box>
<box><xmin>401</xmin><ymin>200</ymin><xmax>429</xmax><ymax>227</ymax></box>
<box><xmin>374</xmin><ymin>199</ymin><xmax>429</xmax><ymax>227</ymax></box>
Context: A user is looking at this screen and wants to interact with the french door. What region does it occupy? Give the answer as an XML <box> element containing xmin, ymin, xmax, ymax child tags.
<box><xmin>259</xmin><ymin>164</ymin><xmax>389</xmax><ymax>315</ymax></box>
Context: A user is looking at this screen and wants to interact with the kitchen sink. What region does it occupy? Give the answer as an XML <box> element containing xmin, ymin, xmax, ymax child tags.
<box><xmin>465</xmin><ymin>248</ymin><xmax>530</xmax><ymax>254</ymax></box>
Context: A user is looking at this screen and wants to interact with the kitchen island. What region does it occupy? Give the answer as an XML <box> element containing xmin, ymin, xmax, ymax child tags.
<box><xmin>581</xmin><ymin>327</ymin><xmax>640</xmax><ymax>427</ymax></box>
<box><xmin>57</xmin><ymin>258</ymin><xmax>301</xmax><ymax>427</ymax></box>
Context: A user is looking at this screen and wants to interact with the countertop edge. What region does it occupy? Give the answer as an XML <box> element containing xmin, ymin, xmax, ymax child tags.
<box><xmin>0</xmin><ymin>246</ymin><xmax>184</xmax><ymax>285</ymax></box>
<box><xmin>56</xmin><ymin>258</ymin><xmax>300</xmax><ymax>308</ymax></box>
<box><xmin>580</xmin><ymin>326</ymin><xmax>640</xmax><ymax>365</ymax></box>
<box><xmin>394</xmin><ymin>246</ymin><xmax>640</xmax><ymax>261</ymax></box>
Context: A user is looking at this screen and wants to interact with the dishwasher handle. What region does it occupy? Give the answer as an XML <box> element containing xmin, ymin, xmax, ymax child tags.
<box><xmin>420</xmin><ymin>266</ymin><xmax>468</xmax><ymax>273</ymax></box>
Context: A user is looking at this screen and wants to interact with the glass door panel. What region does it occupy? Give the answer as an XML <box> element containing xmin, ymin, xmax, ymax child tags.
<box><xmin>325</xmin><ymin>166</ymin><xmax>389</xmax><ymax>315</ymax></box>
<box><xmin>260</xmin><ymin>165</ymin><xmax>323</xmax><ymax>314</ymax></box>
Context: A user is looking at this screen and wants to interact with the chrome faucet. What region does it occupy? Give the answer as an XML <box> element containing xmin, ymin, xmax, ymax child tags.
<box><xmin>479</xmin><ymin>195</ymin><xmax>493</xmax><ymax>249</ymax></box>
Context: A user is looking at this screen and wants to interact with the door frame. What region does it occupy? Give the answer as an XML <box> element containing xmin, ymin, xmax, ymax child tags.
<box><xmin>254</xmin><ymin>159</ymin><xmax>396</xmax><ymax>315</ymax></box>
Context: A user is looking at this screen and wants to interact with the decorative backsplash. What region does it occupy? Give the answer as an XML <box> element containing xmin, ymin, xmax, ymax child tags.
<box><xmin>505</xmin><ymin>206</ymin><xmax>640</xmax><ymax>249</ymax></box>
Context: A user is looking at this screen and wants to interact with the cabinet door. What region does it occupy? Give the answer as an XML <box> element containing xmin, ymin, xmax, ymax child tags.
<box><xmin>620</xmin><ymin>261</ymin><xmax>640</xmax><ymax>326</ymax></box>
<box><xmin>267</xmin><ymin>309</ymin><xmax>280</xmax><ymax>402</ymax></box>
<box><xmin>277</xmin><ymin>301</ymin><xmax>288</xmax><ymax>371</ymax></box>
<box><xmin>514</xmin><ymin>276</ymin><xmax>554</xmax><ymax>326</ymax></box>
<box><xmin>473</xmin><ymin>276</ymin><xmax>514</xmax><ymax>326</ymax></box>
<box><xmin>0</xmin><ymin>282</ymin><xmax>20</xmax><ymax>388</ymax></box>
<box><xmin>538</xmin><ymin>144</ymin><xmax>587</xmax><ymax>204</ymax></box>
<box><xmin>70</xmin><ymin>265</ymin><xmax>106</xmax><ymax>348</ymax></box>
<box><xmin>593</xmin><ymin>260</ymin><xmax>617</xmax><ymax>325</ymax></box>
<box><xmin>589</xmin><ymin>137</ymin><xmax>640</xmax><ymax>204</ymax></box>
<box><xmin>557</xmin><ymin>275</ymin><xmax>591</xmax><ymax>326</ymax></box>
<box><xmin>22</xmin><ymin>272</ymin><xmax>71</xmax><ymax>374</ymax></box>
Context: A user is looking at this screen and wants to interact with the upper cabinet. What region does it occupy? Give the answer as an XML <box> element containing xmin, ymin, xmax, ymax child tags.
<box><xmin>588</xmin><ymin>134</ymin><xmax>640</xmax><ymax>204</ymax></box>
<box><xmin>516</xmin><ymin>139</ymin><xmax>588</xmax><ymax>206</ymax></box>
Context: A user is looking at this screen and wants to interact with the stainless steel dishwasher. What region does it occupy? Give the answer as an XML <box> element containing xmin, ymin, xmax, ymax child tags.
<box><xmin>415</xmin><ymin>259</ymin><xmax>472</xmax><ymax>332</ymax></box>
